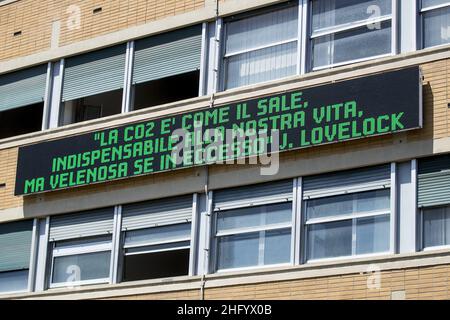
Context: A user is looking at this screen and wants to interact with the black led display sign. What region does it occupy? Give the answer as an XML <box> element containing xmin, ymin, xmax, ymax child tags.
<box><xmin>15</xmin><ymin>67</ymin><xmax>422</xmax><ymax>196</ymax></box>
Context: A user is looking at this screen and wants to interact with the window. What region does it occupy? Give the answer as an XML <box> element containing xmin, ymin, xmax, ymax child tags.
<box><xmin>303</xmin><ymin>165</ymin><xmax>392</xmax><ymax>261</ymax></box>
<box><xmin>132</xmin><ymin>25</ymin><xmax>202</xmax><ymax>111</ymax></box>
<box><xmin>122</xmin><ymin>224</ymin><xmax>191</xmax><ymax>281</ymax></box>
<box><xmin>0</xmin><ymin>103</ymin><xmax>43</xmax><ymax>139</ymax></box>
<box><xmin>120</xmin><ymin>195</ymin><xmax>193</xmax><ymax>281</ymax></box>
<box><xmin>213</xmin><ymin>181</ymin><xmax>293</xmax><ymax>271</ymax></box>
<box><xmin>0</xmin><ymin>65</ymin><xmax>47</xmax><ymax>139</ymax></box>
<box><xmin>60</xmin><ymin>45</ymin><xmax>126</xmax><ymax>125</ymax></box>
<box><xmin>418</xmin><ymin>154</ymin><xmax>450</xmax><ymax>250</ymax></box>
<box><xmin>422</xmin><ymin>206</ymin><xmax>450</xmax><ymax>248</ymax></box>
<box><xmin>0</xmin><ymin>220</ymin><xmax>33</xmax><ymax>294</ymax></box>
<box><xmin>310</xmin><ymin>0</ymin><xmax>394</xmax><ymax>69</ymax></box>
<box><xmin>305</xmin><ymin>190</ymin><xmax>391</xmax><ymax>260</ymax></box>
<box><xmin>222</xmin><ymin>3</ymin><xmax>299</xmax><ymax>90</ymax></box>
<box><xmin>421</xmin><ymin>0</ymin><xmax>450</xmax><ymax>48</ymax></box>
<box><xmin>50</xmin><ymin>236</ymin><xmax>112</xmax><ymax>286</ymax></box>
<box><xmin>61</xmin><ymin>90</ymin><xmax>123</xmax><ymax>125</ymax></box>
<box><xmin>47</xmin><ymin>208</ymin><xmax>114</xmax><ymax>288</ymax></box>
<box><xmin>215</xmin><ymin>203</ymin><xmax>292</xmax><ymax>270</ymax></box>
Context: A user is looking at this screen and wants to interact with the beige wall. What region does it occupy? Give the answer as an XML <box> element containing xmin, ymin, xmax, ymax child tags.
<box><xmin>3</xmin><ymin>250</ymin><xmax>448</xmax><ymax>300</ymax></box>
<box><xmin>0</xmin><ymin>147</ymin><xmax>21</xmax><ymax>211</ymax></box>
<box><xmin>201</xmin><ymin>265</ymin><xmax>450</xmax><ymax>300</ymax></box>
<box><xmin>71</xmin><ymin>264</ymin><xmax>450</xmax><ymax>300</ymax></box>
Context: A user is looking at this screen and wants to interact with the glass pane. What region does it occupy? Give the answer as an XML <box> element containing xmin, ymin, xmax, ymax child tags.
<box><xmin>423</xmin><ymin>6</ymin><xmax>450</xmax><ymax>48</ymax></box>
<box><xmin>307</xmin><ymin>220</ymin><xmax>352</xmax><ymax>260</ymax></box>
<box><xmin>423</xmin><ymin>206</ymin><xmax>450</xmax><ymax>248</ymax></box>
<box><xmin>264</xmin><ymin>228</ymin><xmax>291</xmax><ymax>265</ymax></box>
<box><xmin>217</xmin><ymin>202</ymin><xmax>292</xmax><ymax>232</ymax></box>
<box><xmin>356</xmin><ymin>214</ymin><xmax>390</xmax><ymax>254</ymax></box>
<box><xmin>217</xmin><ymin>233</ymin><xmax>259</xmax><ymax>269</ymax></box>
<box><xmin>312</xmin><ymin>0</ymin><xmax>392</xmax><ymax>31</ymax></box>
<box><xmin>356</xmin><ymin>190</ymin><xmax>390</xmax><ymax>212</ymax></box>
<box><xmin>313</xmin><ymin>21</ymin><xmax>392</xmax><ymax>68</ymax></box>
<box><xmin>125</xmin><ymin>223</ymin><xmax>191</xmax><ymax>247</ymax></box>
<box><xmin>225</xmin><ymin>41</ymin><xmax>297</xmax><ymax>89</ymax></box>
<box><xmin>226</xmin><ymin>5</ymin><xmax>298</xmax><ymax>55</ymax></box>
<box><xmin>217</xmin><ymin>228</ymin><xmax>291</xmax><ymax>270</ymax></box>
<box><xmin>306</xmin><ymin>189</ymin><xmax>390</xmax><ymax>220</ymax></box>
<box><xmin>422</xmin><ymin>0</ymin><xmax>450</xmax><ymax>9</ymax></box>
<box><xmin>52</xmin><ymin>251</ymin><xmax>111</xmax><ymax>284</ymax></box>
<box><xmin>0</xmin><ymin>270</ymin><xmax>28</xmax><ymax>293</ymax></box>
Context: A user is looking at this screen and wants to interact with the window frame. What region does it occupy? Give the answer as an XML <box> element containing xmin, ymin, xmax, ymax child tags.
<box><xmin>0</xmin><ymin>270</ymin><xmax>30</xmax><ymax>295</ymax></box>
<box><xmin>304</xmin><ymin>192</ymin><xmax>392</xmax><ymax>262</ymax></box>
<box><xmin>419</xmin><ymin>0</ymin><xmax>450</xmax><ymax>49</ymax></box>
<box><xmin>301</xmin><ymin>164</ymin><xmax>396</xmax><ymax>264</ymax></box>
<box><xmin>0</xmin><ymin>219</ymin><xmax>36</xmax><ymax>295</ymax></box>
<box><xmin>48</xmin><ymin>237</ymin><xmax>113</xmax><ymax>289</ymax></box>
<box><xmin>118</xmin><ymin>194</ymin><xmax>198</xmax><ymax>281</ymax></box>
<box><xmin>220</xmin><ymin>1</ymin><xmax>302</xmax><ymax>91</ymax></box>
<box><xmin>122</xmin><ymin>223</ymin><xmax>192</xmax><ymax>256</ymax></box>
<box><xmin>211</xmin><ymin>182</ymin><xmax>296</xmax><ymax>273</ymax></box>
<box><xmin>0</xmin><ymin>63</ymin><xmax>51</xmax><ymax>138</ymax></box>
<box><xmin>420</xmin><ymin>205</ymin><xmax>450</xmax><ymax>251</ymax></box>
<box><xmin>308</xmin><ymin>0</ymin><xmax>398</xmax><ymax>71</ymax></box>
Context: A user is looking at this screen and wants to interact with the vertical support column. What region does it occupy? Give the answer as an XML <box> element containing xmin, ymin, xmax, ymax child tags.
<box><xmin>213</xmin><ymin>18</ymin><xmax>223</xmax><ymax>94</ymax></box>
<box><xmin>400</xmin><ymin>0</ymin><xmax>418</xmax><ymax>53</ymax></box>
<box><xmin>390</xmin><ymin>162</ymin><xmax>398</xmax><ymax>254</ymax></box>
<box><xmin>299</xmin><ymin>0</ymin><xmax>309</xmax><ymax>75</ymax></box>
<box><xmin>198</xmin><ymin>23</ymin><xmax>209</xmax><ymax>97</ymax></box>
<box><xmin>196</xmin><ymin>192</ymin><xmax>213</xmax><ymax>275</ymax></box>
<box><xmin>205</xmin><ymin>22</ymin><xmax>217</xmax><ymax>95</ymax></box>
<box><xmin>291</xmin><ymin>179</ymin><xmax>299</xmax><ymax>264</ymax></box>
<box><xmin>189</xmin><ymin>193</ymin><xmax>200</xmax><ymax>276</ymax></box>
<box><xmin>412</xmin><ymin>160</ymin><xmax>420</xmax><ymax>250</ymax></box>
<box><xmin>392</xmin><ymin>0</ymin><xmax>399</xmax><ymax>54</ymax></box>
<box><xmin>110</xmin><ymin>205</ymin><xmax>122</xmax><ymax>284</ymax></box>
<box><xmin>295</xmin><ymin>177</ymin><xmax>306</xmax><ymax>264</ymax></box>
<box><xmin>34</xmin><ymin>217</ymin><xmax>50</xmax><ymax>292</ymax></box>
<box><xmin>122</xmin><ymin>41</ymin><xmax>135</xmax><ymax>113</ymax></box>
<box><xmin>27</xmin><ymin>219</ymin><xmax>39</xmax><ymax>292</ymax></box>
<box><xmin>398</xmin><ymin>160</ymin><xmax>418</xmax><ymax>253</ymax></box>
<box><xmin>41</xmin><ymin>62</ymin><xmax>53</xmax><ymax>130</ymax></box>
<box><xmin>48</xmin><ymin>59</ymin><xmax>65</xmax><ymax>129</ymax></box>
<box><xmin>205</xmin><ymin>191</ymin><xmax>213</xmax><ymax>274</ymax></box>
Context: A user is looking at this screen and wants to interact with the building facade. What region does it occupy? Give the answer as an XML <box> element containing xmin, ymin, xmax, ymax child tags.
<box><xmin>0</xmin><ymin>0</ymin><xmax>450</xmax><ymax>300</ymax></box>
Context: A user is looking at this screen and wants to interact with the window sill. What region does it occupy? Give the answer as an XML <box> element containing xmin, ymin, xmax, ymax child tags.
<box><xmin>0</xmin><ymin>0</ymin><xmax>19</xmax><ymax>7</ymax></box>
<box><xmin>306</xmin><ymin>251</ymin><xmax>392</xmax><ymax>264</ymax></box>
<box><xmin>3</xmin><ymin>248</ymin><xmax>450</xmax><ymax>300</ymax></box>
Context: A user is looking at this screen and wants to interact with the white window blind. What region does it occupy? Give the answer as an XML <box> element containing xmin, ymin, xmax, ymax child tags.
<box><xmin>223</xmin><ymin>3</ymin><xmax>299</xmax><ymax>89</ymax></box>
<box><xmin>310</xmin><ymin>0</ymin><xmax>393</xmax><ymax>69</ymax></box>
<box><xmin>421</xmin><ymin>0</ymin><xmax>450</xmax><ymax>48</ymax></box>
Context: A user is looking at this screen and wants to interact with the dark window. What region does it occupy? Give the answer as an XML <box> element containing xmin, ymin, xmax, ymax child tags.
<box><xmin>123</xmin><ymin>249</ymin><xmax>190</xmax><ymax>282</ymax></box>
<box><xmin>0</xmin><ymin>103</ymin><xmax>43</xmax><ymax>139</ymax></box>
<box><xmin>60</xmin><ymin>89</ymin><xmax>122</xmax><ymax>125</ymax></box>
<box><xmin>132</xmin><ymin>71</ymin><xmax>199</xmax><ymax>111</ymax></box>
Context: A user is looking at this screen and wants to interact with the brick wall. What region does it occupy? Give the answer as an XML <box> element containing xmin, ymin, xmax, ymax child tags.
<box><xmin>421</xmin><ymin>58</ymin><xmax>450</xmax><ymax>140</ymax></box>
<box><xmin>109</xmin><ymin>264</ymin><xmax>450</xmax><ymax>300</ymax></box>
<box><xmin>0</xmin><ymin>147</ymin><xmax>22</xmax><ymax>210</ymax></box>
<box><xmin>0</xmin><ymin>0</ymin><xmax>205</xmax><ymax>62</ymax></box>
